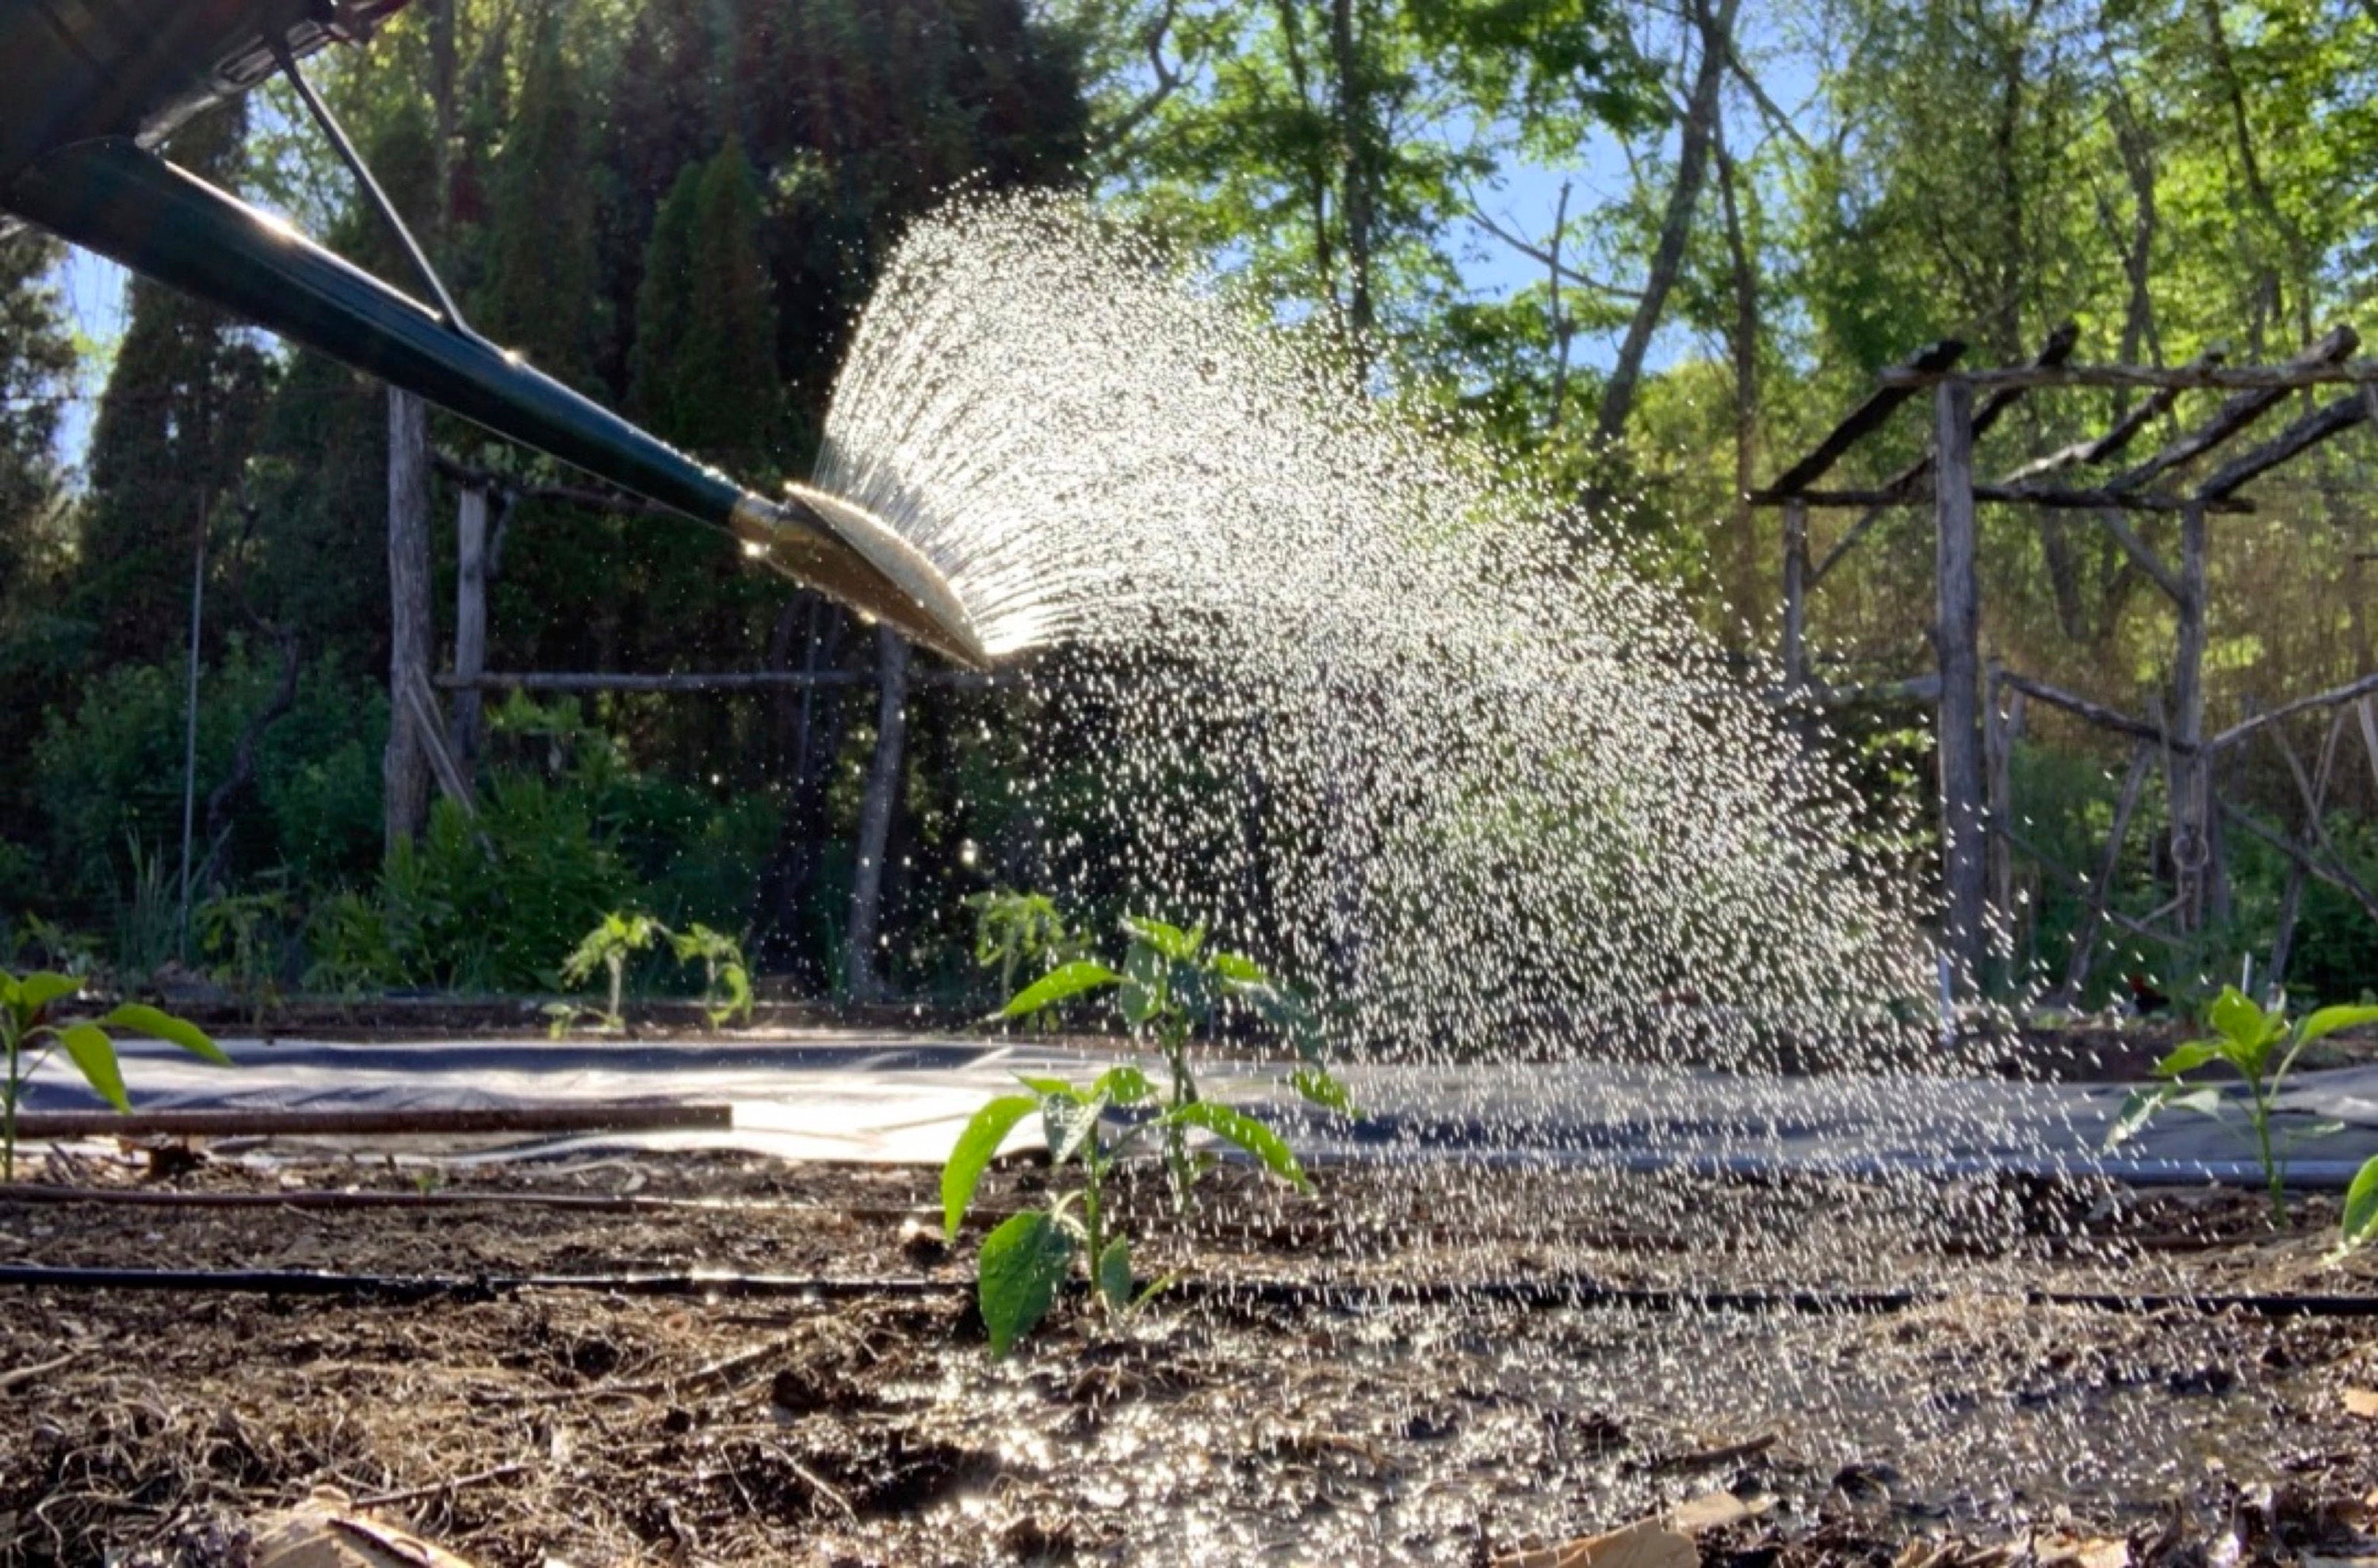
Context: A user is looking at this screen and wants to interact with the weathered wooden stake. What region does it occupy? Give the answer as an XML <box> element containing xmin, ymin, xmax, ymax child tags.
<box><xmin>2058</xmin><ymin>742</ymin><xmax>2152</xmax><ymax>1006</ymax></box>
<box><xmin>845</xmin><ymin>626</ymin><xmax>911</xmax><ymax>1001</ymax></box>
<box><xmin>1780</xmin><ymin>498</ymin><xmax>1809</xmax><ymax>689</ymax></box>
<box><xmin>384</xmin><ymin>388</ymin><xmax>434</xmax><ymax>858</ymax></box>
<box><xmin>450</xmin><ymin>484</ymin><xmax>488</xmax><ymax>772</ymax></box>
<box><xmin>2170</xmin><ymin>499</ymin><xmax>2210</xmax><ymax>929</ymax></box>
<box><xmin>1933</xmin><ymin>378</ymin><xmax>1987</xmax><ymax>991</ymax></box>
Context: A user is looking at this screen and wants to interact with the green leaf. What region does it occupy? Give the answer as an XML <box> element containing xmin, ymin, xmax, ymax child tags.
<box><xmin>2154</xmin><ymin>1040</ymin><xmax>2223</xmax><ymax>1077</ymax></box>
<box><xmin>57</xmin><ymin>1023</ymin><xmax>128</xmax><ymax>1113</ymax></box>
<box><xmin>998</xmin><ymin>961</ymin><xmax>1122</xmax><ymax>1020</ymax></box>
<box><xmin>1291</xmin><ymin>1067</ymin><xmax>1360</xmax><ymax>1118</ymax></box>
<box><xmin>1092</xmin><ymin>1064</ymin><xmax>1153</xmax><ymax>1105</ymax></box>
<box><xmin>2164</xmin><ymin>1087</ymin><xmax>2224</xmax><ymax>1120</ymax></box>
<box><xmin>942</xmin><ymin>1094</ymin><xmax>1038</xmax><ymax>1238</ymax></box>
<box><xmin>2341</xmin><ymin>1157</ymin><xmax>2378</xmax><ymax>1254</ymax></box>
<box><xmin>1013</xmin><ymin>1073</ymin><xmax>1078</xmax><ymax>1097</ymax></box>
<box><xmin>978</xmin><ymin>1210</ymin><xmax>1076</xmax><ymax>1356</ymax></box>
<box><xmin>2208</xmin><ymin>985</ymin><xmax>2266</xmax><ymax>1047</ymax></box>
<box><xmin>2300</xmin><ymin>1004</ymin><xmax>2378</xmax><ymax>1045</ymax></box>
<box><xmin>98</xmin><ymin>1004</ymin><xmax>227</xmax><ymax>1065</ymax></box>
<box><xmin>1169</xmin><ymin>1100</ymin><xmax>1312</xmax><ymax>1193</ymax></box>
<box><xmin>1121</xmin><ymin>916</ymin><xmax>1202</xmax><ymax>962</ymax></box>
<box><xmin>1042</xmin><ymin>1091</ymin><xmax>1108</xmax><ymax>1166</ymax></box>
<box><xmin>1118</xmin><ymin>980</ymin><xmax>1160</xmax><ymax>1028</ymax></box>
<box><xmin>2105</xmin><ymin>1088</ymin><xmax>2169</xmax><ymax>1149</ymax></box>
<box><xmin>1095</xmin><ymin>1236</ymin><xmax>1134</xmax><ymax>1309</ymax></box>
<box><xmin>1210</xmin><ymin>949</ymin><xmax>1267</xmax><ymax>985</ymax></box>
<box><xmin>16</xmin><ymin>972</ymin><xmax>80</xmax><ymax>1015</ymax></box>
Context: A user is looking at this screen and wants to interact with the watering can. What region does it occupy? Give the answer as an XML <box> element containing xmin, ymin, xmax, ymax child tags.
<box><xmin>0</xmin><ymin>0</ymin><xmax>988</xmax><ymax>668</ymax></box>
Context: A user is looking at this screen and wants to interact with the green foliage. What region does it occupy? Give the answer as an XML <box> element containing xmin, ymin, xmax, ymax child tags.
<box><xmin>480</xmin><ymin>2</ymin><xmax>599</xmax><ymax>388</ymax></box>
<box><xmin>2108</xmin><ymin>986</ymin><xmax>2378</xmax><ymax>1232</ymax></box>
<box><xmin>552</xmin><ymin>909</ymin><xmax>670</xmax><ymax>1034</ymax></box>
<box><xmin>0</xmin><ymin>969</ymin><xmax>224</xmax><ymax>1179</ymax></box>
<box><xmin>194</xmin><ymin>886</ymin><xmax>294</xmax><ymax>1027</ymax></box>
<box><xmin>945</xmin><ymin>911</ymin><xmax>1353</xmax><ymax>1354</ymax></box>
<box><xmin>548</xmin><ymin>911</ymin><xmax>756</xmax><ymax>1034</ymax></box>
<box><xmin>965</xmin><ymin>889</ymin><xmax>1086</xmax><ymax>1006</ymax></box>
<box><xmin>671</xmin><ymin>923</ymin><xmax>755</xmax><ymax>1027</ymax></box>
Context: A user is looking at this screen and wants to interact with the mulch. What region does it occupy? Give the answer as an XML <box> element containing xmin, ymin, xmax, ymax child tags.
<box><xmin>2</xmin><ymin>1150</ymin><xmax>2375</xmax><ymax>1566</ymax></box>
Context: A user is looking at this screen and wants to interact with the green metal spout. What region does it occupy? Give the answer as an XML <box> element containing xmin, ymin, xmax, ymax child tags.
<box><xmin>0</xmin><ymin>136</ymin><xmax>988</xmax><ymax>669</ymax></box>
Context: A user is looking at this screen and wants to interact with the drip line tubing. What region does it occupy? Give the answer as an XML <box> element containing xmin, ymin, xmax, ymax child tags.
<box><xmin>0</xmin><ymin>1182</ymin><xmax>926</xmax><ymax>1222</ymax></box>
<box><xmin>0</xmin><ymin>1264</ymin><xmax>2369</xmax><ymax>1318</ymax></box>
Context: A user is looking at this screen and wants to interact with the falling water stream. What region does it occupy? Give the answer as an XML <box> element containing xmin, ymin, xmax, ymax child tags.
<box><xmin>797</xmin><ymin>196</ymin><xmax>2350</xmax><ymax>1547</ymax></box>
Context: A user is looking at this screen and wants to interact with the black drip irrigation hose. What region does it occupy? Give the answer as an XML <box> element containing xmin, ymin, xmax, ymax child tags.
<box><xmin>0</xmin><ymin>1263</ymin><xmax>2371</xmax><ymax>1318</ymax></box>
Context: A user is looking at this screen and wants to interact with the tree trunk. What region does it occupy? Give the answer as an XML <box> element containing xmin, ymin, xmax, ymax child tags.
<box><xmin>1328</xmin><ymin>0</ymin><xmax>1374</xmax><ymax>352</ymax></box>
<box><xmin>1933</xmin><ymin>381</ymin><xmax>1987</xmax><ymax>992</ymax></box>
<box><xmin>1715</xmin><ymin>128</ymin><xmax>1759</xmax><ymax>623</ymax></box>
<box><xmin>1595</xmin><ymin>0</ymin><xmax>1740</xmax><ymax>442</ymax></box>
<box><xmin>449</xmin><ymin>485</ymin><xmax>488</xmax><ymax>772</ymax></box>
<box><xmin>844</xmin><ymin>627</ymin><xmax>911</xmax><ymax>1001</ymax></box>
<box><xmin>751</xmin><ymin>611</ymin><xmax>856</xmax><ymax>985</ymax></box>
<box><xmin>384</xmin><ymin>388</ymin><xmax>434</xmax><ymax>859</ymax></box>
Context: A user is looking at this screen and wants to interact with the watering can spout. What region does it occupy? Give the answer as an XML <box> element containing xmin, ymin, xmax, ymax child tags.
<box><xmin>0</xmin><ymin>134</ymin><xmax>990</xmax><ymax>670</ymax></box>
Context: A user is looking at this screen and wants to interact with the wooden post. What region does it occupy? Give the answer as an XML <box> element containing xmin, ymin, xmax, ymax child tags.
<box><xmin>1984</xmin><ymin>664</ymin><xmax>2025</xmax><ymax>943</ymax></box>
<box><xmin>1780</xmin><ymin>498</ymin><xmax>1809</xmax><ymax>689</ymax></box>
<box><xmin>844</xmin><ymin>626</ymin><xmax>911</xmax><ymax>1002</ymax></box>
<box><xmin>449</xmin><ymin>484</ymin><xmax>488</xmax><ymax>773</ymax></box>
<box><xmin>2170</xmin><ymin>499</ymin><xmax>2209</xmax><ymax>929</ymax></box>
<box><xmin>1933</xmin><ymin>378</ymin><xmax>1987</xmax><ymax>991</ymax></box>
<box><xmin>384</xmin><ymin>388</ymin><xmax>434</xmax><ymax>859</ymax></box>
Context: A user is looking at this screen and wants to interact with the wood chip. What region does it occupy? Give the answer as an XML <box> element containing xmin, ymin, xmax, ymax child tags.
<box><xmin>1669</xmin><ymin>1490</ymin><xmax>1772</xmax><ymax>1535</ymax></box>
<box><xmin>1491</xmin><ymin>1517</ymin><xmax>1698</xmax><ymax>1568</ymax></box>
<box><xmin>249</xmin><ymin>1489</ymin><xmax>483</xmax><ymax>1568</ymax></box>
<box><xmin>2344</xmin><ymin>1387</ymin><xmax>2378</xmax><ymax>1421</ymax></box>
<box><xmin>2038</xmin><ymin>1536</ymin><xmax>2129</xmax><ymax>1568</ymax></box>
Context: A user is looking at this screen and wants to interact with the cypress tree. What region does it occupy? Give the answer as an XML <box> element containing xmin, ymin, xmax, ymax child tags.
<box><xmin>478</xmin><ymin>2</ymin><xmax>598</xmax><ymax>388</ymax></box>
<box><xmin>629</xmin><ymin>138</ymin><xmax>782</xmax><ymax>478</ymax></box>
<box><xmin>74</xmin><ymin>103</ymin><xmax>273</xmax><ymax>667</ymax></box>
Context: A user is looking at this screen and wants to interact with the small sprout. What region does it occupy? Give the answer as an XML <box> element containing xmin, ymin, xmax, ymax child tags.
<box><xmin>941</xmin><ymin>904</ymin><xmax>1359</xmax><ymax>1355</ymax></box>
<box><xmin>2106</xmin><ymin>985</ymin><xmax>2378</xmax><ymax>1236</ymax></box>
<box><xmin>1</xmin><ymin>969</ymin><xmax>226</xmax><ymax>1180</ymax></box>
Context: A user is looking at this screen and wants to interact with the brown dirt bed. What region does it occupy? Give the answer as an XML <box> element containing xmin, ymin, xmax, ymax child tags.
<box><xmin>2</xmin><ymin>1150</ymin><xmax>2376</xmax><ymax>1566</ymax></box>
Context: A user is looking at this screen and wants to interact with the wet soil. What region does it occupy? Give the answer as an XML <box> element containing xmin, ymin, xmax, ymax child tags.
<box><xmin>2</xmin><ymin>1150</ymin><xmax>2374</xmax><ymax>1566</ymax></box>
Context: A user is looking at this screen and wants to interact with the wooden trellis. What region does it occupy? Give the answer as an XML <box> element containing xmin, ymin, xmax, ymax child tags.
<box><xmin>1752</xmin><ymin>324</ymin><xmax>2378</xmax><ymax>997</ymax></box>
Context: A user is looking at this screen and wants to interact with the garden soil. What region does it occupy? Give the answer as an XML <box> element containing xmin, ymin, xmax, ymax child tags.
<box><xmin>2</xmin><ymin>1151</ymin><xmax>2376</xmax><ymax>1566</ymax></box>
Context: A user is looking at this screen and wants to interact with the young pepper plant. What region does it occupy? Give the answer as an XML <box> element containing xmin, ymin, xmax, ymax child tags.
<box><xmin>2</xmin><ymin>969</ymin><xmax>227</xmax><ymax>1180</ymax></box>
<box><xmin>940</xmin><ymin>915</ymin><xmax>1356</xmax><ymax>1354</ymax></box>
<box><xmin>2107</xmin><ymin>985</ymin><xmax>2378</xmax><ymax>1230</ymax></box>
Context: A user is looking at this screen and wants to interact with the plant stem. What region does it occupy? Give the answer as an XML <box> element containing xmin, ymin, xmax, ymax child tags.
<box><xmin>2250</xmin><ymin>1086</ymin><xmax>2286</xmax><ymax>1227</ymax></box>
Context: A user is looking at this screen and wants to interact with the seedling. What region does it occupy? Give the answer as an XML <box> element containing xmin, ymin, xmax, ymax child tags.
<box><xmin>964</xmin><ymin>889</ymin><xmax>1084</xmax><ymax>1009</ymax></box>
<box><xmin>671</xmin><ymin>923</ymin><xmax>754</xmax><ymax>1027</ymax></box>
<box><xmin>1</xmin><ymin>969</ymin><xmax>227</xmax><ymax>1180</ymax></box>
<box><xmin>549</xmin><ymin>912</ymin><xmax>754</xmax><ymax>1034</ymax></box>
<box><xmin>942</xmin><ymin>914</ymin><xmax>1357</xmax><ymax>1354</ymax></box>
<box><xmin>549</xmin><ymin>911</ymin><xmax>669</xmax><ymax>1035</ymax></box>
<box><xmin>2107</xmin><ymin>985</ymin><xmax>2378</xmax><ymax>1230</ymax></box>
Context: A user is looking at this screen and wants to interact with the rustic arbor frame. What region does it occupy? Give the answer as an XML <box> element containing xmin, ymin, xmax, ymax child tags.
<box><xmin>1752</xmin><ymin>325</ymin><xmax>2378</xmax><ymax>998</ymax></box>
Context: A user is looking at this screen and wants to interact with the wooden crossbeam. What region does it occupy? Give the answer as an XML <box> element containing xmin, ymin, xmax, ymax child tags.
<box><xmin>1754</xmin><ymin>484</ymin><xmax>2247</xmax><ymax>513</ymax></box>
<box><xmin>2193</xmin><ymin>391</ymin><xmax>2366</xmax><ymax>501</ymax></box>
<box><xmin>1997</xmin><ymin>671</ymin><xmax>2174</xmax><ymax>749</ymax></box>
<box><xmin>1752</xmin><ymin>338</ymin><xmax>1965</xmax><ymax>499</ymax></box>
<box><xmin>1876</xmin><ymin>329</ymin><xmax>2364</xmax><ymax>390</ymax></box>
<box><xmin>1996</xmin><ymin>348</ymin><xmax>2227</xmax><ymax>484</ymax></box>
<box><xmin>1862</xmin><ymin>323</ymin><xmax>2080</xmax><ymax>502</ymax></box>
<box><xmin>2101</xmin><ymin>325</ymin><xmax>2359</xmax><ymax>493</ymax></box>
<box><xmin>2208</xmin><ymin>669</ymin><xmax>2378</xmax><ymax>752</ymax></box>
